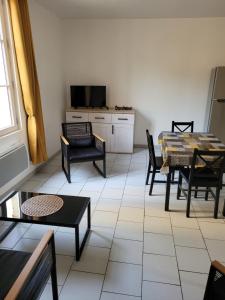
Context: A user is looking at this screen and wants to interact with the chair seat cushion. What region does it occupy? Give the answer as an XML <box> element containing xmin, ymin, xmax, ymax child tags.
<box><xmin>180</xmin><ymin>168</ymin><xmax>219</xmax><ymax>186</ymax></box>
<box><xmin>0</xmin><ymin>249</ymin><xmax>31</xmax><ymax>299</ymax></box>
<box><xmin>68</xmin><ymin>136</ymin><xmax>94</xmax><ymax>148</ymax></box>
<box><xmin>70</xmin><ymin>147</ymin><xmax>104</xmax><ymax>161</ymax></box>
<box><xmin>155</xmin><ymin>156</ymin><xmax>163</xmax><ymax>168</ymax></box>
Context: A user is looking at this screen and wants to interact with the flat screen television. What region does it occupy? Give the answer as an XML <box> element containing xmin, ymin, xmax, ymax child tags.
<box><xmin>70</xmin><ymin>85</ymin><xmax>106</xmax><ymax>108</ymax></box>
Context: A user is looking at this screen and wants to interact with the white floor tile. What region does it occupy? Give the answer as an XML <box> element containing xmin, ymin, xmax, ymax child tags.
<box><xmin>173</xmin><ymin>227</ymin><xmax>205</xmax><ymax>248</ymax></box>
<box><xmin>119</xmin><ymin>207</ymin><xmax>144</xmax><ymax>223</ymax></box>
<box><xmin>72</xmin><ymin>246</ymin><xmax>110</xmax><ymax>274</ymax></box>
<box><xmin>13</xmin><ymin>238</ymin><xmax>39</xmax><ymax>252</ymax></box>
<box><xmin>100</xmin><ymin>292</ymin><xmax>140</xmax><ymax>300</ymax></box>
<box><xmin>144</xmin><ymin>216</ymin><xmax>172</xmax><ymax>235</ymax></box>
<box><xmin>103</xmin><ymin>261</ymin><xmax>142</xmax><ymax>296</ymax></box>
<box><xmin>170</xmin><ymin>213</ymin><xmax>199</xmax><ymax>229</ymax></box>
<box><xmin>40</xmin><ymin>284</ymin><xmax>62</xmax><ymax>300</ymax></box>
<box><xmin>143</xmin><ymin>253</ymin><xmax>179</xmax><ymax>284</ymax></box>
<box><xmin>122</xmin><ymin>195</ymin><xmax>144</xmax><ymax>208</ymax></box>
<box><xmin>142</xmin><ymin>281</ymin><xmax>182</xmax><ymax>300</ymax></box>
<box><xmin>58</xmin><ymin>182</ymin><xmax>85</xmax><ymax>196</ymax></box>
<box><xmin>0</xmin><ymin>226</ymin><xmax>27</xmax><ymax>248</ymax></box>
<box><xmin>205</xmin><ymin>238</ymin><xmax>225</xmax><ymax>261</ymax></box>
<box><xmin>124</xmin><ymin>185</ymin><xmax>145</xmax><ymax>196</ymax></box>
<box><xmin>24</xmin><ymin>224</ymin><xmax>57</xmax><ymax>239</ymax></box>
<box><xmin>60</xmin><ymin>271</ymin><xmax>103</xmax><ymax>300</ymax></box>
<box><xmin>55</xmin><ymin>232</ymin><xmax>75</xmax><ymax>256</ymax></box>
<box><xmin>92</xmin><ymin>211</ymin><xmax>118</xmax><ymax>228</ymax></box>
<box><xmin>176</xmin><ymin>246</ymin><xmax>211</xmax><ymax>273</ymax></box>
<box><xmin>55</xmin><ymin>255</ymin><xmax>74</xmax><ymax>285</ymax></box>
<box><xmin>101</xmin><ymin>188</ymin><xmax>124</xmax><ymax>199</ymax></box>
<box><xmin>110</xmin><ymin>238</ymin><xmax>143</xmax><ymax>264</ymax></box>
<box><xmin>144</xmin><ymin>232</ymin><xmax>175</xmax><ymax>256</ymax></box>
<box><xmin>180</xmin><ymin>271</ymin><xmax>208</xmax><ymax>300</ymax></box>
<box><xmin>96</xmin><ymin>198</ymin><xmax>121</xmax><ymax>213</ymax></box>
<box><xmin>199</xmin><ymin>222</ymin><xmax>225</xmax><ymax>240</ymax></box>
<box><xmin>115</xmin><ymin>221</ymin><xmax>143</xmax><ymax>241</ymax></box>
<box><xmin>88</xmin><ymin>227</ymin><xmax>114</xmax><ymax>248</ymax></box>
<box><xmin>145</xmin><ymin>201</ymin><xmax>170</xmax><ymax>218</ymax></box>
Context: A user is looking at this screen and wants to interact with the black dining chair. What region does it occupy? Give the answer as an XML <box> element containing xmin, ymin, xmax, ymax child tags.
<box><xmin>172</xmin><ymin>121</ymin><xmax>194</xmax><ymax>133</ymax></box>
<box><xmin>146</xmin><ymin>130</ymin><xmax>165</xmax><ymax>195</ymax></box>
<box><xmin>177</xmin><ymin>149</ymin><xmax>225</xmax><ymax>218</ymax></box>
<box><xmin>171</xmin><ymin>121</ymin><xmax>194</xmax><ymax>182</ymax></box>
<box><xmin>204</xmin><ymin>260</ymin><xmax>225</xmax><ymax>299</ymax></box>
<box><xmin>61</xmin><ymin>122</ymin><xmax>106</xmax><ymax>183</ymax></box>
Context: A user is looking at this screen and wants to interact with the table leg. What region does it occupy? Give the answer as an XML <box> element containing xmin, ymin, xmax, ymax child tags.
<box><xmin>165</xmin><ymin>169</ymin><xmax>172</xmax><ymax>211</ymax></box>
<box><xmin>75</xmin><ymin>226</ymin><xmax>80</xmax><ymax>261</ymax></box>
<box><xmin>75</xmin><ymin>202</ymin><xmax>91</xmax><ymax>261</ymax></box>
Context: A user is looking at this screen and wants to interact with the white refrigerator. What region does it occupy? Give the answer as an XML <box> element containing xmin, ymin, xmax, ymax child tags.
<box><xmin>207</xmin><ymin>66</ymin><xmax>225</xmax><ymax>143</ymax></box>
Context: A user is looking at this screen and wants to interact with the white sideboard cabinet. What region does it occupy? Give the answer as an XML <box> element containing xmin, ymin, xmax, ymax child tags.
<box><xmin>66</xmin><ymin>108</ymin><xmax>135</xmax><ymax>153</ymax></box>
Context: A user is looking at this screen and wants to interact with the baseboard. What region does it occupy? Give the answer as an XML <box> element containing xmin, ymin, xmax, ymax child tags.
<box><xmin>134</xmin><ymin>144</ymin><xmax>148</xmax><ymax>148</ymax></box>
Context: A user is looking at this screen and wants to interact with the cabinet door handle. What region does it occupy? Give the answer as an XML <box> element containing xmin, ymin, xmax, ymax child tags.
<box><xmin>72</xmin><ymin>116</ymin><xmax>82</xmax><ymax>119</ymax></box>
<box><xmin>112</xmin><ymin>125</ymin><xmax>114</xmax><ymax>134</ymax></box>
<box><xmin>118</xmin><ymin>118</ymin><xmax>128</xmax><ymax>121</ymax></box>
<box><xmin>95</xmin><ymin>117</ymin><xmax>105</xmax><ymax>120</ymax></box>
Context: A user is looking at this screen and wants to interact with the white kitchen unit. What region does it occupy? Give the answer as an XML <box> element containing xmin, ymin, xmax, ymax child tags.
<box><xmin>66</xmin><ymin>108</ymin><xmax>135</xmax><ymax>153</ymax></box>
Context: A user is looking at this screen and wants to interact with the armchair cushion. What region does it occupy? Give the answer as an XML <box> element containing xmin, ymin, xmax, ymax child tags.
<box><xmin>70</xmin><ymin>147</ymin><xmax>104</xmax><ymax>161</ymax></box>
<box><xmin>0</xmin><ymin>249</ymin><xmax>31</xmax><ymax>299</ymax></box>
<box><xmin>68</xmin><ymin>136</ymin><xmax>94</xmax><ymax>148</ymax></box>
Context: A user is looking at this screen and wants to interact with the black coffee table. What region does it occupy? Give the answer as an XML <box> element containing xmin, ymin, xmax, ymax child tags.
<box><xmin>0</xmin><ymin>191</ymin><xmax>90</xmax><ymax>261</ymax></box>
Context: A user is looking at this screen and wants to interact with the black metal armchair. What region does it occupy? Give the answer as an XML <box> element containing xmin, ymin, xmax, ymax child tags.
<box><xmin>146</xmin><ymin>130</ymin><xmax>165</xmax><ymax>194</ymax></box>
<box><xmin>1</xmin><ymin>230</ymin><xmax>58</xmax><ymax>300</ymax></box>
<box><xmin>177</xmin><ymin>149</ymin><xmax>225</xmax><ymax>218</ymax></box>
<box><xmin>61</xmin><ymin>122</ymin><xmax>106</xmax><ymax>183</ymax></box>
<box><xmin>204</xmin><ymin>260</ymin><xmax>225</xmax><ymax>299</ymax></box>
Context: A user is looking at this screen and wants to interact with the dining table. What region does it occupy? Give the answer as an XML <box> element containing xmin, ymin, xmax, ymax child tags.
<box><xmin>158</xmin><ymin>131</ymin><xmax>225</xmax><ymax>215</ymax></box>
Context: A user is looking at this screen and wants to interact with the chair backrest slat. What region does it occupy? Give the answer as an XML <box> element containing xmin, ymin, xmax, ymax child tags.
<box><xmin>146</xmin><ymin>130</ymin><xmax>156</xmax><ymax>168</ymax></box>
<box><xmin>189</xmin><ymin>149</ymin><xmax>225</xmax><ymax>183</ymax></box>
<box><xmin>172</xmin><ymin>121</ymin><xmax>194</xmax><ymax>133</ymax></box>
<box><xmin>62</xmin><ymin>122</ymin><xmax>92</xmax><ymax>139</ymax></box>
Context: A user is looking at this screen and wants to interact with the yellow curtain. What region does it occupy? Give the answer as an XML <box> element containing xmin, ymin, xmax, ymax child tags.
<box><xmin>8</xmin><ymin>0</ymin><xmax>47</xmax><ymax>164</ymax></box>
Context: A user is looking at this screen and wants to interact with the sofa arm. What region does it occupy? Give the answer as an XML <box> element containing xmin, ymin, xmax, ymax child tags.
<box><xmin>5</xmin><ymin>230</ymin><xmax>55</xmax><ymax>300</ymax></box>
<box><xmin>93</xmin><ymin>134</ymin><xmax>105</xmax><ymax>153</ymax></box>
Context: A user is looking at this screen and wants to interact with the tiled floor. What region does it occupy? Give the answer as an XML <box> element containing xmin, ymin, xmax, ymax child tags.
<box><xmin>1</xmin><ymin>148</ymin><xmax>225</xmax><ymax>300</ymax></box>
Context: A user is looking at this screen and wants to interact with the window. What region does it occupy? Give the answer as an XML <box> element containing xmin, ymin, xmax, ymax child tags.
<box><xmin>0</xmin><ymin>0</ymin><xmax>18</xmax><ymax>137</ymax></box>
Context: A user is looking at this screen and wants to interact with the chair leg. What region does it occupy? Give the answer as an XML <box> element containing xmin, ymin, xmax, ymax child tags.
<box><xmin>103</xmin><ymin>158</ymin><xmax>106</xmax><ymax>178</ymax></box>
<box><xmin>214</xmin><ymin>187</ymin><xmax>220</xmax><ymax>219</ymax></box>
<box><xmin>67</xmin><ymin>159</ymin><xmax>71</xmax><ymax>183</ymax></box>
<box><xmin>186</xmin><ymin>186</ymin><xmax>192</xmax><ymax>218</ymax></box>
<box><xmin>149</xmin><ymin>170</ymin><xmax>156</xmax><ymax>195</ymax></box>
<box><xmin>93</xmin><ymin>159</ymin><xmax>106</xmax><ymax>178</ymax></box>
<box><xmin>194</xmin><ymin>186</ymin><xmax>198</xmax><ymax>198</ymax></box>
<box><xmin>177</xmin><ymin>172</ymin><xmax>182</xmax><ymax>199</ymax></box>
<box><xmin>205</xmin><ymin>187</ymin><xmax>209</xmax><ymax>201</ymax></box>
<box><xmin>145</xmin><ymin>161</ymin><xmax>151</xmax><ymax>185</ymax></box>
<box><xmin>172</xmin><ymin>170</ymin><xmax>175</xmax><ymax>181</ymax></box>
<box><xmin>62</xmin><ymin>154</ymin><xmax>71</xmax><ymax>183</ymax></box>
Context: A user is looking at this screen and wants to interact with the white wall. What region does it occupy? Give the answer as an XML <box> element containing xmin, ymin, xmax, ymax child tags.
<box><xmin>62</xmin><ymin>18</ymin><xmax>225</xmax><ymax>144</ymax></box>
<box><xmin>0</xmin><ymin>1</ymin><xmax>64</xmax><ymax>198</ymax></box>
<box><xmin>29</xmin><ymin>0</ymin><xmax>65</xmax><ymax>157</ymax></box>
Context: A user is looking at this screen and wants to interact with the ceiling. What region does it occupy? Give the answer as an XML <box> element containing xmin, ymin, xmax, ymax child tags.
<box><xmin>35</xmin><ymin>0</ymin><xmax>225</xmax><ymax>19</ymax></box>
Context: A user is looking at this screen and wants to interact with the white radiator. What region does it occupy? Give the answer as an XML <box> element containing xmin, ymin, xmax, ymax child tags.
<box><xmin>0</xmin><ymin>144</ymin><xmax>29</xmax><ymax>188</ymax></box>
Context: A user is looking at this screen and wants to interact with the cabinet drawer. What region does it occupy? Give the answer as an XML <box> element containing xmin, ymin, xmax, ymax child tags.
<box><xmin>89</xmin><ymin>113</ymin><xmax>112</xmax><ymax>123</ymax></box>
<box><xmin>66</xmin><ymin>112</ymin><xmax>89</xmax><ymax>122</ymax></box>
<box><xmin>112</xmin><ymin>114</ymin><xmax>134</xmax><ymax>125</ymax></box>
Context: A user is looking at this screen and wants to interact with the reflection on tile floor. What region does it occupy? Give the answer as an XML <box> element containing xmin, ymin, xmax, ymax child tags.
<box><xmin>1</xmin><ymin>148</ymin><xmax>225</xmax><ymax>300</ymax></box>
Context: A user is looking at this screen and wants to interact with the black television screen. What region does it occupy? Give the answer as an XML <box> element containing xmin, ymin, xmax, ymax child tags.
<box><xmin>70</xmin><ymin>85</ymin><xmax>106</xmax><ymax>108</ymax></box>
